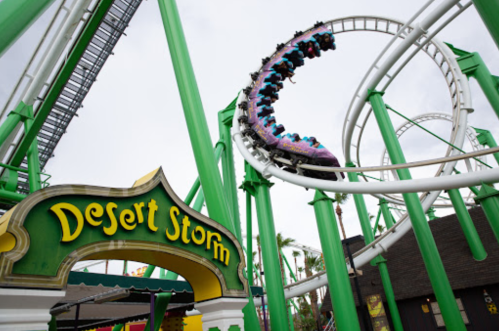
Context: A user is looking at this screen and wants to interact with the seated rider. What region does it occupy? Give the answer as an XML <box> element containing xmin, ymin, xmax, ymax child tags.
<box><xmin>283</xmin><ymin>49</ymin><xmax>305</xmax><ymax>68</ymax></box>
<box><xmin>256</xmin><ymin>96</ymin><xmax>272</xmax><ymax>107</ymax></box>
<box><xmin>258</xmin><ymin>83</ymin><xmax>278</xmax><ymax>97</ymax></box>
<box><xmin>264</xmin><ymin>72</ymin><xmax>283</xmax><ymax>84</ymax></box>
<box><xmin>264</xmin><ymin>116</ymin><xmax>276</xmax><ymax>127</ymax></box>
<box><xmin>286</xmin><ymin>133</ymin><xmax>301</xmax><ymax>142</ymax></box>
<box><xmin>318</xmin><ymin>33</ymin><xmax>335</xmax><ymax>51</ymax></box>
<box><xmin>298</xmin><ymin>40</ymin><xmax>320</xmax><ymax>59</ymax></box>
<box><xmin>272</xmin><ymin>60</ymin><xmax>295</xmax><ymax>81</ymax></box>
<box><xmin>308</xmin><ymin>136</ymin><xmax>321</xmax><ymax>148</ymax></box>
<box><xmin>272</xmin><ymin>123</ymin><xmax>285</xmax><ymax>136</ymax></box>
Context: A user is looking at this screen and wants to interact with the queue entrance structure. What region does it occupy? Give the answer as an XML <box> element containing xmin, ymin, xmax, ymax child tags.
<box><xmin>0</xmin><ymin>169</ymin><xmax>249</xmax><ymax>331</ymax></box>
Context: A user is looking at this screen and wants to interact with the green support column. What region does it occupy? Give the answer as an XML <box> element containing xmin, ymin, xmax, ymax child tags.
<box><xmin>0</xmin><ymin>102</ymin><xmax>25</xmax><ymax>147</ymax></box>
<box><xmin>347</xmin><ymin>168</ymin><xmax>403</xmax><ymax>331</ymax></box>
<box><xmin>143</xmin><ymin>271</ymin><xmax>179</xmax><ymax>331</ymax></box>
<box><xmin>309</xmin><ymin>190</ymin><xmax>361</xmax><ymax>331</ymax></box>
<box><xmin>377</xmin><ymin>199</ymin><xmax>405</xmax><ymax>331</ymax></box>
<box><xmin>282</xmin><ymin>251</ymin><xmax>298</xmax><ymax>283</ymax></box>
<box><xmin>346</xmin><ymin>166</ymin><xmax>375</xmax><ymax>243</ymax></box>
<box><xmin>219</xmin><ymin>98</ymin><xmax>243</xmax><ymax>242</ymax></box>
<box><xmin>474</xmin><ymin>127</ymin><xmax>499</xmax><ymax>164</ymax></box>
<box><xmin>24</xmin><ymin>106</ymin><xmax>42</xmax><ymax>192</ymax></box>
<box><xmin>474</xmin><ymin>183</ymin><xmax>499</xmax><ymax>243</ymax></box>
<box><xmin>426</xmin><ymin>207</ymin><xmax>439</xmax><ymax>221</ymax></box>
<box><xmin>378</xmin><ymin>199</ymin><xmax>395</xmax><ymax>229</ymax></box>
<box><xmin>282</xmin><ymin>257</ymin><xmax>296</xmax><ymax>331</ymax></box>
<box><xmin>0</xmin><ymin>0</ymin><xmax>56</xmax><ymax>57</ymax></box>
<box><xmin>446</xmin><ymin>43</ymin><xmax>499</xmax><ymax>118</ymax></box>
<box><xmin>368</xmin><ymin>89</ymin><xmax>466</xmax><ymax>331</ymax></box>
<box><xmin>157</xmin><ymin>0</ymin><xmax>234</xmax><ymax>234</ymax></box>
<box><xmin>471</xmin><ymin>0</ymin><xmax>499</xmax><ymax>50</ymax></box>
<box><xmin>246</xmin><ymin>191</ymin><xmax>253</xmax><ymax>286</ymax></box>
<box><xmin>447</xmin><ymin>189</ymin><xmax>487</xmax><ymax>261</ymax></box>
<box><xmin>184</xmin><ymin>178</ymin><xmax>200</xmax><ymax>206</ymax></box>
<box><xmin>241</xmin><ymin>164</ymin><xmax>289</xmax><ymax>331</ymax></box>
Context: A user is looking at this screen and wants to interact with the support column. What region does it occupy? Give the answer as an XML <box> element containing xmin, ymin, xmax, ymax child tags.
<box><xmin>426</xmin><ymin>207</ymin><xmax>439</xmax><ymax>221</ymax></box>
<box><xmin>196</xmin><ymin>298</ymin><xmax>247</xmax><ymax>331</ymax></box>
<box><xmin>241</xmin><ymin>165</ymin><xmax>289</xmax><ymax>331</ymax></box>
<box><xmin>368</xmin><ymin>89</ymin><xmax>466</xmax><ymax>331</ymax></box>
<box><xmin>0</xmin><ymin>288</ymin><xmax>65</xmax><ymax>331</ymax></box>
<box><xmin>471</xmin><ymin>0</ymin><xmax>499</xmax><ymax>50</ymax></box>
<box><xmin>246</xmin><ymin>191</ymin><xmax>253</xmax><ymax>286</ymax></box>
<box><xmin>219</xmin><ymin>99</ymin><xmax>242</xmax><ymax>241</ymax></box>
<box><xmin>446</xmin><ymin>44</ymin><xmax>499</xmax><ymax>118</ymax></box>
<box><xmin>24</xmin><ymin>106</ymin><xmax>42</xmax><ymax>192</ymax></box>
<box><xmin>475</xmin><ymin>127</ymin><xmax>499</xmax><ymax>165</ymax></box>
<box><xmin>378</xmin><ymin>199</ymin><xmax>395</xmax><ymax>229</ymax></box>
<box><xmin>157</xmin><ymin>0</ymin><xmax>234</xmax><ymax>234</ymax></box>
<box><xmin>0</xmin><ymin>102</ymin><xmax>25</xmax><ymax>147</ymax></box>
<box><xmin>282</xmin><ymin>260</ymin><xmax>295</xmax><ymax>331</ymax></box>
<box><xmin>376</xmin><ymin>200</ymin><xmax>404</xmax><ymax>331</ymax></box>
<box><xmin>0</xmin><ymin>0</ymin><xmax>56</xmax><ymax>57</ymax></box>
<box><xmin>241</xmin><ymin>189</ymin><xmax>261</xmax><ymax>331</ymax></box>
<box><xmin>347</xmin><ymin>167</ymin><xmax>403</xmax><ymax>331</ymax></box>
<box><xmin>474</xmin><ymin>182</ymin><xmax>499</xmax><ymax>243</ymax></box>
<box><xmin>309</xmin><ymin>190</ymin><xmax>361</xmax><ymax>331</ymax></box>
<box><xmin>447</xmin><ymin>189</ymin><xmax>487</xmax><ymax>260</ymax></box>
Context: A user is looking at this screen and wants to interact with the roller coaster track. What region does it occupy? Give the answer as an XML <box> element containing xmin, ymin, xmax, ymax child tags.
<box><xmin>240</xmin><ymin>0</ymin><xmax>498</xmax><ymax>306</ymax></box>
<box><xmin>0</xmin><ymin>0</ymin><xmax>142</xmax><ymax>196</ymax></box>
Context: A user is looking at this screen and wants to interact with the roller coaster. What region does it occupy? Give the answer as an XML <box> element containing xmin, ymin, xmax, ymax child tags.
<box><xmin>1</xmin><ymin>0</ymin><xmax>499</xmax><ymax>330</ymax></box>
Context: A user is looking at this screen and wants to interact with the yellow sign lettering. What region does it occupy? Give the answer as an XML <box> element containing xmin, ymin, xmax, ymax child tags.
<box><xmin>85</xmin><ymin>203</ymin><xmax>103</xmax><ymax>227</ymax></box>
<box><xmin>181</xmin><ymin>216</ymin><xmax>191</xmax><ymax>244</ymax></box>
<box><xmin>191</xmin><ymin>226</ymin><xmax>206</xmax><ymax>245</ymax></box>
<box><xmin>104</xmin><ymin>202</ymin><xmax>118</xmax><ymax>236</ymax></box>
<box><xmin>147</xmin><ymin>199</ymin><xmax>158</xmax><ymax>232</ymax></box>
<box><xmin>50</xmin><ymin>203</ymin><xmax>84</xmax><ymax>242</ymax></box>
<box><xmin>206</xmin><ymin>231</ymin><xmax>221</xmax><ymax>250</ymax></box>
<box><xmin>134</xmin><ymin>202</ymin><xmax>145</xmax><ymax>223</ymax></box>
<box><xmin>119</xmin><ymin>209</ymin><xmax>136</xmax><ymax>231</ymax></box>
<box><xmin>213</xmin><ymin>241</ymin><xmax>230</xmax><ymax>266</ymax></box>
<box><xmin>166</xmin><ymin>206</ymin><xmax>181</xmax><ymax>241</ymax></box>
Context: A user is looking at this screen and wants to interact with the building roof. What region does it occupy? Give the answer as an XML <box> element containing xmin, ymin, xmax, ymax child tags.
<box><xmin>55</xmin><ymin>272</ymin><xmax>263</xmax><ymax>330</ymax></box>
<box><xmin>321</xmin><ymin>207</ymin><xmax>499</xmax><ymax>312</ymax></box>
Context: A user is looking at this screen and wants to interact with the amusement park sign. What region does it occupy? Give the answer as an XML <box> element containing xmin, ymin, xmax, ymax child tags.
<box><xmin>0</xmin><ymin>168</ymin><xmax>247</xmax><ymax>302</ymax></box>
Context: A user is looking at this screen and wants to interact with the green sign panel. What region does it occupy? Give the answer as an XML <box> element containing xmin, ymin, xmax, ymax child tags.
<box><xmin>0</xmin><ymin>169</ymin><xmax>247</xmax><ymax>301</ymax></box>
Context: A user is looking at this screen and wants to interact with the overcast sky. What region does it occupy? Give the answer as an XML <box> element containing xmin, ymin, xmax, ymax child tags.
<box><xmin>1</xmin><ymin>0</ymin><xmax>499</xmax><ymax>278</ymax></box>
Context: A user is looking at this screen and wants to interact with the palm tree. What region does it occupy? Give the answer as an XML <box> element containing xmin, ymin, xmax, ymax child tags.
<box><xmin>251</xmin><ymin>251</ymin><xmax>258</xmax><ymax>286</ymax></box>
<box><xmin>297</xmin><ymin>266</ymin><xmax>304</xmax><ymax>280</ymax></box>
<box><xmin>292</xmin><ymin>250</ymin><xmax>301</xmax><ymax>282</ymax></box>
<box><xmin>253</xmin><ymin>263</ymin><xmax>260</xmax><ymax>286</ymax></box>
<box><xmin>304</xmin><ymin>251</ymin><xmax>322</xmax><ymax>322</ymax></box>
<box><xmin>334</xmin><ymin>193</ymin><xmax>350</xmax><ymax>240</ymax></box>
<box><xmin>369</xmin><ymin>212</ymin><xmax>386</xmax><ymax>235</ymax></box>
<box><xmin>276</xmin><ymin>232</ymin><xmax>295</xmax><ymax>283</ymax></box>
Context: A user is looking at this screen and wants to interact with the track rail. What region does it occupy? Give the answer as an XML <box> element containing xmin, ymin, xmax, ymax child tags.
<box><xmin>1</xmin><ymin>0</ymin><xmax>143</xmax><ymax>196</ymax></box>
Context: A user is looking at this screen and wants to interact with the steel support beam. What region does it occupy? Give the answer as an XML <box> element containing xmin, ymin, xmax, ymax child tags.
<box><xmin>447</xmin><ymin>188</ymin><xmax>487</xmax><ymax>260</ymax></box>
<box><xmin>368</xmin><ymin>89</ymin><xmax>466</xmax><ymax>331</ymax></box>
<box><xmin>219</xmin><ymin>99</ymin><xmax>242</xmax><ymax>241</ymax></box>
<box><xmin>347</xmin><ymin>168</ymin><xmax>403</xmax><ymax>331</ymax></box>
<box><xmin>241</xmin><ymin>165</ymin><xmax>289</xmax><ymax>331</ymax></box>
<box><xmin>157</xmin><ymin>0</ymin><xmax>234</xmax><ymax>234</ymax></box>
<box><xmin>309</xmin><ymin>190</ymin><xmax>361</xmax><ymax>331</ymax></box>
<box><xmin>0</xmin><ymin>0</ymin><xmax>56</xmax><ymax>57</ymax></box>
